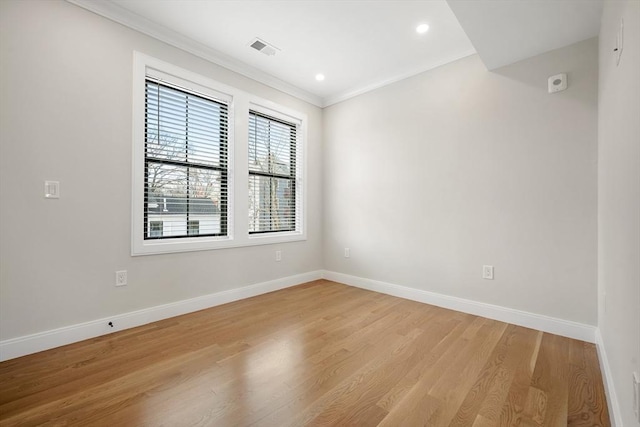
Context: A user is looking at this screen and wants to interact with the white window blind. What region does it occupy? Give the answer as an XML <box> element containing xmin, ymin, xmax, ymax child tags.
<box><xmin>144</xmin><ymin>79</ymin><xmax>228</xmax><ymax>239</ymax></box>
<box><xmin>248</xmin><ymin>111</ymin><xmax>298</xmax><ymax>234</ymax></box>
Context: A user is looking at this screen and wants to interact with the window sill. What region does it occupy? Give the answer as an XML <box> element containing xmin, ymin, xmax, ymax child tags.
<box><xmin>132</xmin><ymin>232</ymin><xmax>306</xmax><ymax>256</ymax></box>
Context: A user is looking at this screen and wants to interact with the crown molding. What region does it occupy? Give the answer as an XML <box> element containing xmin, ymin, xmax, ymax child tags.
<box><xmin>65</xmin><ymin>0</ymin><xmax>324</xmax><ymax>107</ymax></box>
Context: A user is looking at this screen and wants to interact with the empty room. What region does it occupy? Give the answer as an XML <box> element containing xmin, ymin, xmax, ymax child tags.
<box><xmin>0</xmin><ymin>0</ymin><xmax>638</xmax><ymax>425</ymax></box>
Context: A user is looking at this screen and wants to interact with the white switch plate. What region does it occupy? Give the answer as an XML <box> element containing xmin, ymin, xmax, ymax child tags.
<box><xmin>482</xmin><ymin>265</ymin><xmax>494</xmax><ymax>280</ymax></box>
<box><xmin>115</xmin><ymin>270</ymin><xmax>127</xmax><ymax>286</ymax></box>
<box><xmin>44</xmin><ymin>181</ymin><xmax>60</xmax><ymax>198</ymax></box>
<box><xmin>275</xmin><ymin>250</ymin><xmax>281</xmax><ymax>262</ymax></box>
<box><xmin>344</xmin><ymin>248</ymin><xmax>350</xmax><ymax>258</ymax></box>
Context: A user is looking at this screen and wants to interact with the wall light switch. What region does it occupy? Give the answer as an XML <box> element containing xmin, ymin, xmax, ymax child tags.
<box><xmin>482</xmin><ymin>265</ymin><xmax>494</xmax><ymax>280</ymax></box>
<box><xmin>44</xmin><ymin>181</ymin><xmax>60</xmax><ymax>198</ymax></box>
<box><xmin>344</xmin><ymin>248</ymin><xmax>350</xmax><ymax>258</ymax></box>
<box><xmin>275</xmin><ymin>250</ymin><xmax>282</xmax><ymax>262</ymax></box>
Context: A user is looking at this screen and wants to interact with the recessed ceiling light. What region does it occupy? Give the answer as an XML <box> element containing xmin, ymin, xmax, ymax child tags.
<box><xmin>416</xmin><ymin>23</ymin><xmax>429</xmax><ymax>34</ymax></box>
<box><xmin>315</xmin><ymin>74</ymin><xmax>325</xmax><ymax>81</ymax></box>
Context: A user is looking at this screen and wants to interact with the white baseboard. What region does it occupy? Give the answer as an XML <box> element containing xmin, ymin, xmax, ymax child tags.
<box><xmin>0</xmin><ymin>269</ymin><xmax>598</xmax><ymax>360</ymax></box>
<box><xmin>0</xmin><ymin>270</ymin><xmax>323</xmax><ymax>362</ymax></box>
<box><xmin>595</xmin><ymin>329</ymin><xmax>623</xmax><ymax>427</ymax></box>
<box><xmin>322</xmin><ymin>270</ymin><xmax>596</xmax><ymax>343</ymax></box>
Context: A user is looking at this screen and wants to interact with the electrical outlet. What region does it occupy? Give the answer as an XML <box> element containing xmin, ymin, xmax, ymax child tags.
<box><xmin>115</xmin><ymin>270</ymin><xmax>127</xmax><ymax>286</ymax></box>
<box><xmin>482</xmin><ymin>265</ymin><xmax>494</xmax><ymax>280</ymax></box>
<box><xmin>275</xmin><ymin>250</ymin><xmax>281</xmax><ymax>262</ymax></box>
<box><xmin>344</xmin><ymin>248</ymin><xmax>350</xmax><ymax>258</ymax></box>
<box><xmin>44</xmin><ymin>181</ymin><xmax>60</xmax><ymax>198</ymax></box>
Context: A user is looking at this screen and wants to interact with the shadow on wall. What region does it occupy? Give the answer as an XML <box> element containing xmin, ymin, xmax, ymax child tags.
<box><xmin>487</xmin><ymin>37</ymin><xmax>598</xmax><ymax>109</ymax></box>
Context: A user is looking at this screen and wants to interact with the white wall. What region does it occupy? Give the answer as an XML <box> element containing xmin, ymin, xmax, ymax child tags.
<box><xmin>598</xmin><ymin>0</ymin><xmax>640</xmax><ymax>425</ymax></box>
<box><xmin>0</xmin><ymin>0</ymin><xmax>323</xmax><ymax>341</ymax></box>
<box><xmin>323</xmin><ymin>38</ymin><xmax>599</xmax><ymax>325</ymax></box>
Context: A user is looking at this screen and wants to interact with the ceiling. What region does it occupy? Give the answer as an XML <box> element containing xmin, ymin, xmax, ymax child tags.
<box><xmin>68</xmin><ymin>0</ymin><xmax>603</xmax><ymax>107</ymax></box>
<box><xmin>448</xmin><ymin>0</ymin><xmax>603</xmax><ymax>70</ymax></box>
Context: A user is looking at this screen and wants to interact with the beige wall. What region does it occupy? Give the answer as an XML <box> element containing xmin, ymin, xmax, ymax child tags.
<box><xmin>598</xmin><ymin>0</ymin><xmax>640</xmax><ymax>425</ymax></box>
<box><xmin>323</xmin><ymin>39</ymin><xmax>599</xmax><ymax>325</ymax></box>
<box><xmin>0</xmin><ymin>0</ymin><xmax>323</xmax><ymax>340</ymax></box>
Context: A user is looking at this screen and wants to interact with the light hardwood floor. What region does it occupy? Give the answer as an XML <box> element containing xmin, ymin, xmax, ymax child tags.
<box><xmin>0</xmin><ymin>280</ymin><xmax>610</xmax><ymax>426</ymax></box>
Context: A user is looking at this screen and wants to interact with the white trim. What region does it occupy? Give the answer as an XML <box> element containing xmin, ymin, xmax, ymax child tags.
<box><xmin>595</xmin><ymin>329</ymin><xmax>623</xmax><ymax>427</ymax></box>
<box><xmin>247</xmin><ymin>100</ymin><xmax>307</xmax><ymax>242</ymax></box>
<box><xmin>321</xmin><ymin>270</ymin><xmax>596</xmax><ymax>343</ymax></box>
<box><xmin>132</xmin><ymin>52</ymin><xmax>238</xmax><ymax>256</ymax></box>
<box><xmin>0</xmin><ymin>271</ymin><xmax>323</xmax><ymax>362</ymax></box>
<box><xmin>65</xmin><ymin>0</ymin><xmax>323</xmax><ymax>107</ymax></box>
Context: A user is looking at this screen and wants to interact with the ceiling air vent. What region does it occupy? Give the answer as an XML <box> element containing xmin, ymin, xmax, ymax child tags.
<box><xmin>249</xmin><ymin>38</ymin><xmax>279</xmax><ymax>56</ymax></box>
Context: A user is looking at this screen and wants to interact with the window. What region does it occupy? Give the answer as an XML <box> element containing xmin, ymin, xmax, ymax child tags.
<box><xmin>248</xmin><ymin>111</ymin><xmax>298</xmax><ymax>234</ymax></box>
<box><xmin>144</xmin><ymin>79</ymin><xmax>228</xmax><ymax>240</ymax></box>
<box><xmin>132</xmin><ymin>53</ymin><xmax>306</xmax><ymax>255</ymax></box>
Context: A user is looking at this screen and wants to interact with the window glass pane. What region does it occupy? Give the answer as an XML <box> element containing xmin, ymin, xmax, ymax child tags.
<box><xmin>248</xmin><ymin>111</ymin><xmax>297</xmax><ymax>235</ymax></box>
<box><xmin>144</xmin><ymin>80</ymin><xmax>228</xmax><ymax>240</ymax></box>
<box><xmin>248</xmin><ymin>113</ymin><xmax>295</xmax><ymax>177</ymax></box>
<box><xmin>249</xmin><ymin>175</ymin><xmax>295</xmax><ymax>233</ymax></box>
<box><xmin>145</xmin><ymin>164</ymin><xmax>225</xmax><ymax>238</ymax></box>
<box><xmin>146</xmin><ymin>84</ymin><xmax>187</xmax><ymax>163</ymax></box>
<box><xmin>146</xmin><ymin>81</ymin><xmax>227</xmax><ymax>168</ymax></box>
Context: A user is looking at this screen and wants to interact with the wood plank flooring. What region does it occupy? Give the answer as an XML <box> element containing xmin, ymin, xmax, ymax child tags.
<box><xmin>0</xmin><ymin>280</ymin><xmax>610</xmax><ymax>426</ymax></box>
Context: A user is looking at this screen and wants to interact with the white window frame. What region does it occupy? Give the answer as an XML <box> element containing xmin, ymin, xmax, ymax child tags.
<box><xmin>132</xmin><ymin>52</ymin><xmax>306</xmax><ymax>255</ymax></box>
<box><xmin>248</xmin><ymin>101</ymin><xmax>306</xmax><ymax>243</ymax></box>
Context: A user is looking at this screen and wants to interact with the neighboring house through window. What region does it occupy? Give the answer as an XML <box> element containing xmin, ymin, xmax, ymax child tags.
<box><xmin>188</xmin><ymin>220</ymin><xmax>200</xmax><ymax>236</ymax></box>
<box><xmin>149</xmin><ymin>221</ymin><xmax>163</xmax><ymax>238</ymax></box>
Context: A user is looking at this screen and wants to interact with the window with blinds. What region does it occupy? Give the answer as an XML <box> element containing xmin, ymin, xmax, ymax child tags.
<box><xmin>144</xmin><ymin>79</ymin><xmax>228</xmax><ymax>240</ymax></box>
<box><xmin>248</xmin><ymin>111</ymin><xmax>298</xmax><ymax>234</ymax></box>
